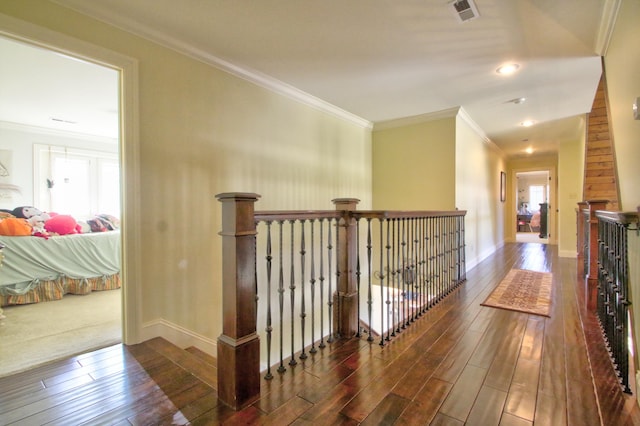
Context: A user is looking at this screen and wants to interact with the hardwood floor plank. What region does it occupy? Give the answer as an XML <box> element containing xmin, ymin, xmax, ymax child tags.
<box><xmin>499</xmin><ymin>412</ymin><xmax>533</xmax><ymax>426</ymax></box>
<box><xmin>360</xmin><ymin>392</ymin><xmax>411</xmax><ymax>425</ymax></box>
<box><xmin>429</xmin><ymin>412</ymin><xmax>465</xmax><ymax>425</ymax></box>
<box><xmin>431</xmin><ymin>329</ymin><xmax>484</xmax><ymax>384</ymax></box>
<box><xmin>534</xmin><ymin>393</ymin><xmax>567</xmax><ymax>426</ymax></box>
<box><xmin>262</xmin><ymin>395</ymin><xmax>312</xmax><ymax>425</ymax></box>
<box><xmin>483</xmin><ymin>328</ymin><xmax>524</xmax><ymax>392</ymax></box>
<box><xmin>438</xmin><ymin>364</ymin><xmax>487</xmax><ymax>422</ymax></box>
<box><xmin>298</xmin><ymin>382</ymin><xmax>359</xmax><ymax>422</ymax></box>
<box><xmin>297</xmin><ymin>363</ymin><xmax>354</xmax><ymax>404</ymax></box>
<box><xmin>465</xmin><ymin>385</ymin><xmax>508</xmax><ymax>425</ymax></box>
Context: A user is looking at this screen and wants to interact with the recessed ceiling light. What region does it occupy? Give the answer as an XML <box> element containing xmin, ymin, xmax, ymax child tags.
<box><xmin>496</xmin><ymin>63</ymin><xmax>520</xmax><ymax>75</ymax></box>
<box><xmin>520</xmin><ymin>120</ymin><xmax>535</xmax><ymax>127</ymax></box>
<box><xmin>508</xmin><ymin>97</ymin><xmax>526</xmax><ymax>104</ymax></box>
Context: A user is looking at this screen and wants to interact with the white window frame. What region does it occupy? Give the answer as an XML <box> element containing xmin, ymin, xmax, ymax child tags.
<box><xmin>33</xmin><ymin>144</ymin><xmax>119</xmax><ymax>220</ymax></box>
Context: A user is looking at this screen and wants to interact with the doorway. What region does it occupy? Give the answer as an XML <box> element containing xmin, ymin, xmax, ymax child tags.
<box><xmin>515</xmin><ymin>170</ymin><xmax>550</xmax><ymax>244</ymax></box>
<box><xmin>0</xmin><ymin>26</ymin><xmax>133</xmax><ymax>374</ymax></box>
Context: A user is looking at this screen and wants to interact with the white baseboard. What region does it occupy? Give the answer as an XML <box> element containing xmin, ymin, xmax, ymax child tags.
<box><xmin>141</xmin><ymin>318</ymin><xmax>217</xmax><ymax>357</ymax></box>
<box><xmin>558</xmin><ymin>250</ymin><xmax>577</xmax><ymax>258</ymax></box>
<box><xmin>466</xmin><ymin>241</ymin><xmax>504</xmax><ymax>271</ymax></box>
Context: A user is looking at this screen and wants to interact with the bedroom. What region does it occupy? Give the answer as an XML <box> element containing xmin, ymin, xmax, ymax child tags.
<box><xmin>0</xmin><ymin>34</ymin><xmax>122</xmax><ymax>375</ymax></box>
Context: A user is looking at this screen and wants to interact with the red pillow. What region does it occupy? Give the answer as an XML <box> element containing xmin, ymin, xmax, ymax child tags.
<box><xmin>44</xmin><ymin>215</ymin><xmax>81</xmax><ymax>235</ymax></box>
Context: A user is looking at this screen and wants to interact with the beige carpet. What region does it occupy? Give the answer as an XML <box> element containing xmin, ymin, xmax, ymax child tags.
<box><xmin>0</xmin><ymin>289</ymin><xmax>121</xmax><ymax>377</ymax></box>
<box><xmin>481</xmin><ymin>269</ymin><xmax>553</xmax><ymax>317</ymax></box>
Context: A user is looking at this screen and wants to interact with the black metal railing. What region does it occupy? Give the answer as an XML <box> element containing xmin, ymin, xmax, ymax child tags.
<box><xmin>252</xmin><ymin>202</ymin><xmax>466</xmax><ymax>380</ymax></box>
<box><xmin>352</xmin><ymin>212</ymin><xmax>466</xmax><ymax>345</ymax></box>
<box><xmin>596</xmin><ymin>210</ymin><xmax>639</xmax><ymax>394</ymax></box>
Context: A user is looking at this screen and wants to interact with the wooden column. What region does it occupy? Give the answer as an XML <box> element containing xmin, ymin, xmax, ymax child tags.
<box><xmin>215</xmin><ymin>192</ymin><xmax>261</xmax><ymax>410</ymax></box>
<box><xmin>585</xmin><ymin>199</ymin><xmax>608</xmax><ymax>311</ymax></box>
<box><xmin>332</xmin><ymin>198</ymin><xmax>360</xmax><ymax>339</ymax></box>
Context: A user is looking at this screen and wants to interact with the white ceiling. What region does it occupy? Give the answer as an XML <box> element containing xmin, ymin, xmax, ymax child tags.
<box><xmin>2</xmin><ymin>0</ymin><xmax>616</xmax><ymax>156</ymax></box>
<box><xmin>0</xmin><ymin>36</ymin><xmax>119</xmax><ymax>139</ymax></box>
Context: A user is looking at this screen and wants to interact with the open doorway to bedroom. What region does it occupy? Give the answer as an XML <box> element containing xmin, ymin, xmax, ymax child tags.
<box><xmin>0</xmin><ymin>34</ymin><xmax>123</xmax><ymax>376</ymax></box>
<box><xmin>515</xmin><ymin>170</ymin><xmax>550</xmax><ymax>244</ymax></box>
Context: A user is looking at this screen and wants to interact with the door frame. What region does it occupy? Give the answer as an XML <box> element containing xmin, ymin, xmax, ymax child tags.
<box><xmin>509</xmin><ymin>166</ymin><xmax>557</xmax><ymax>245</ymax></box>
<box><xmin>0</xmin><ymin>12</ymin><xmax>143</xmax><ymax>344</ymax></box>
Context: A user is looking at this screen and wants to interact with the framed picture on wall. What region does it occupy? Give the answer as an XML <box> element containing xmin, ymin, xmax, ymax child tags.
<box><xmin>500</xmin><ymin>171</ymin><xmax>506</xmax><ymax>202</ymax></box>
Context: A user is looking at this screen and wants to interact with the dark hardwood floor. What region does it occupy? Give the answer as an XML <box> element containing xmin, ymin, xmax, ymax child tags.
<box><xmin>2</xmin><ymin>242</ymin><xmax>639</xmax><ymax>425</ymax></box>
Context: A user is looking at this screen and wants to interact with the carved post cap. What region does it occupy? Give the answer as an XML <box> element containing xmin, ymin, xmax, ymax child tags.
<box><xmin>332</xmin><ymin>198</ymin><xmax>360</xmax><ymax>211</ymax></box>
<box><xmin>585</xmin><ymin>199</ymin><xmax>609</xmax><ymax>208</ymax></box>
<box><xmin>216</xmin><ymin>192</ymin><xmax>261</xmax><ymax>202</ymax></box>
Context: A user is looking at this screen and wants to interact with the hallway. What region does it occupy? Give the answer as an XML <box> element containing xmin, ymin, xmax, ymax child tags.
<box><xmin>1</xmin><ymin>243</ymin><xmax>639</xmax><ymax>425</ymax></box>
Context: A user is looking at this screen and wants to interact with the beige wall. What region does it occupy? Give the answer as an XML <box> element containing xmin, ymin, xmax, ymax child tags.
<box><xmin>604</xmin><ymin>0</ymin><xmax>640</xmax><ymax>389</ymax></box>
<box><xmin>0</xmin><ymin>1</ymin><xmax>372</xmax><ymax>352</ymax></box>
<box><xmin>372</xmin><ymin>112</ymin><xmax>506</xmax><ymax>269</ymax></box>
<box><xmin>605</xmin><ymin>0</ymin><xmax>640</xmax><ymax>212</ymax></box>
<box><xmin>455</xmin><ymin>116</ymin><xmax>506</xmax><ymax>268</ymax></box>
<box><xmin>557</xmin><ymin>136</ymin><xmax>585</xmax><ymax>257</ymax></box>
<box><xmin>372</xmin><ymin>117</ymin><xmax>456</xmax><ymax>210</ymax></box>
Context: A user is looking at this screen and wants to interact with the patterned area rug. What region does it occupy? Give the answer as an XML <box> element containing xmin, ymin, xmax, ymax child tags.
<box><xmin>481</xmin><ymin>269</ymin><xmax>553</xmax><ymax>317</ymax></box>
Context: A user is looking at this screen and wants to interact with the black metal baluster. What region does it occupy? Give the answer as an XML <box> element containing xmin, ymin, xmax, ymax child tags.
<box><xmin>394</xmin><ymin>218</ymin><xmax>401</xmax><ymax>334</ymax></box>
<box><xmin>319</xmin><ymin>219</ymin><xmax>326</xmax><ymax>349</ymax></box>
<box><xmin>416</xmin><ymin>217</ymin><xmax>425</xmax><ymax>317</ymax></box>
<box><xmin>379</xmin><ymin>219</ymin><xmax>385</xmax><ymax>346</ymax></box>
<box><xmin>366</xmin><ymin>218</ymin><xmax>374</xmax><ymax>342</ymax></box>
<box><xmin>299</xmin><ymin>219</ymin><xmax>307</xmax><ymax>361</ymax></box>
<box><xmin>289</xmin><ymin>220</ymin><xmax>297</xmax><ymax>366</ymax></box>
<box><xmin>264</xmin><ymin>221</ymin><xmax>273</xmax><ymax>380</ymax></box>
<box><xmin>356</xmin><ymin>219</ymin><xmax>362</xmax><ymax>338</ymax></box>
<box><xmin>426</xmin><ymin>217</ymin><xmax>432</xmax><ymax>308</ymax></box>
<box><xmin>437</xmin><ymin>216</ymin><xmax>444</xmax><ymax>301</ymax></box>
<box><xmin>309</xmin><ymin>219</ymin><xmax>317</xmax><ymax>354</ymax></box>
<box><xmin>277</xmin><ymin>220</ymin><xmax>286</xmax><ymax>374</ymax></box>
<box><xmin>327</xmin><ymin>218</ymin><xmax>334</xmax><ymax>343</ymax></box>
<box><xmin>446</xmin><ymin>216</ymin><xmax>452</xmax><ymax>294</ymax></box>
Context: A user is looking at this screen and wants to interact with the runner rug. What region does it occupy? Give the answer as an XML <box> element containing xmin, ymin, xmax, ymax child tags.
<box><xmin>481</xmin><ymin>268</ymin><xmax>553</xmax><ymax>317</ymax></box>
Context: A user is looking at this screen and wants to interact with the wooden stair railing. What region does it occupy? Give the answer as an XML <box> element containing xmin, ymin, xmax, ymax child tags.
<box><xmin>215</xmin><ymin>193</ymin><xmax>466</xmax><ymax>410</ymax></box>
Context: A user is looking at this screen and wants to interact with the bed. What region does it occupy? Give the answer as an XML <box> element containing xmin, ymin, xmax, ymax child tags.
<box><xmin>0</xmin><ymin>231</ymin><xmax>121</xmax><ymax>306</ymax></box>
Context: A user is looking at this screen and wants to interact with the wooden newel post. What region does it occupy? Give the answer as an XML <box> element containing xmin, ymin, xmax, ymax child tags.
<box><xmin>332</xmin><ymin>198</ymin><xmax>360</xmax><ymax>339</ymax></box>
<box><xmin>576</xmin><ymin>201</ymin><xmax>588</xmax><ymax>277</ymax></box>
<box><xmin>585</xmin><ymin>199</ymin><xmax>608</xmax><ymax>311</ymax></box>
<box><xmin>215</xmin><ymin>192</ymin><xmax>261</xmax><ymax>410</ymax></box>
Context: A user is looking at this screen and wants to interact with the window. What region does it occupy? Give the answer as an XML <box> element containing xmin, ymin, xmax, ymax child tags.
<box><xmin>35</xmin><ymin>144</ymin><xmax>120</xmax><ymax>220</ymax></box>
<box><xmin>529</xmin><ymin>185</ymin><xmax>545</xmax><ymax>212</ymax></box>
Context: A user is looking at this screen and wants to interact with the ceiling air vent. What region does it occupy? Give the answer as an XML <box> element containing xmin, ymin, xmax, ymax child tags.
<box><xmin>451</xmin><ymin>0</ymin><xmax>480</xmax><ymax>23</ymax></box>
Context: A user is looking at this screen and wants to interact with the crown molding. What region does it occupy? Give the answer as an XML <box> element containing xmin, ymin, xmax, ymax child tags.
<box><xmin>595</xmin><ymin>0</ymin><xmax>621</xmax><ymax>56</ymax></box>
<box><xmin>0</xmin><ymin>120</ymin><xmax>118</xmax><ymax>144</ymax></box>
<box><xmin>372</xmin><ymin>106</ymin><xmax>504</xmax><ymax>155</ymax></box>
<box><xmin>51</xmin><ymin>1</ymin><xmax>372</xmax><ymax>130</ymax></box>
<box><xmin>373</xmin><ymin>107</ymin><xmax>461</xmax><ymax>131</ymax></box>
<box><xmin>457</xmin><ymin>108</ymin><xmax>504</xmax><ymax>154</ymax></box>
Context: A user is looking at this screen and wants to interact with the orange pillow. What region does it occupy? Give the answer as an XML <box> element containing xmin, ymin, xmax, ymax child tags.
<box><xmin>0</xmin><ymin>217</ymin><xmax>32</xmax><ymax>236</ymax></box>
